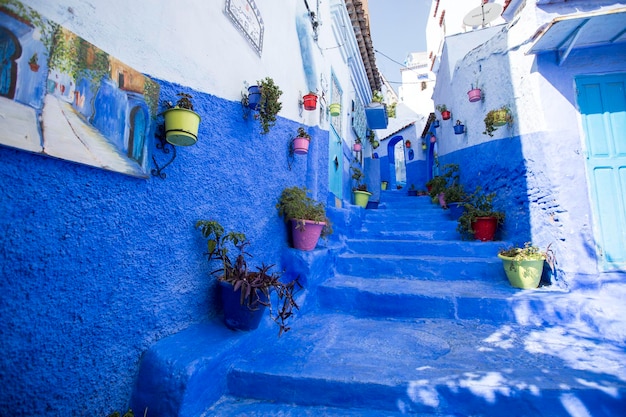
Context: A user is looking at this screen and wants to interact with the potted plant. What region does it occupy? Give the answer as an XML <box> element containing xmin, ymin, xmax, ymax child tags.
<box><xmin>498</xmin><ymin>243</ymin><xmax>555</xmax><ymax>289</ymax></box>
<box><xmin>353</xmin><ymin>137</ymin><xmax>362</xmax><ymax>152</ymax></box>
<box><xmin>245</xmin><ymin>77</ymin><xmax>283</xmax><ymax>135</ymax></box>
<box><xmin>28</xmin><ymin>52</ymin><xmax>39</xmax><ymax>72</ymax></box>
<box><xmin>381</xmin><ymin>181</ymin><xmax>388</xmax><ymax>190</ymax></box>
<box><xmin>276</xmin><ymin>186</ymin><xmax>332</xmax><ymax>251</ymax></box>
<box><xmin>367</xmin><ymin>129</ymin><xmax>379</xmax><ymax>149</ymax></box>
<box><xmin>443</xmin><ymin>183</ymin><xmax>467</xmax><ymax>220</ymax></box>
<box><xmin>302</xmin><ymin>91</ymin><xmax>318</xmax><ymax>110</ymax></box>
<box><xmin>163</xmin><ymin>93</ymin><xmax>201</xmax><ymax>146</ymax></box>
<box><xmin>196</xmin><ymin>220</ymin><xmax>301</xmax><ymax>336</ymax></box>
<box><xmin>457</xmin><ymin>186</ymin><xmax>505</xmax><ymax>241</ymax></box>
<box><xmin>292</xmin><ymin>127</ymin><xmax>311</xmax><ymax>155</ymax></box>
<box><xmin>350</xmin><ymin>162</ymin><xmax>372</xmax><ymax>208</ymax></box>
<box><xmin>483</xmin><ymin>106</ymin><xmax>512</xmax><ymax>137</ymax></box>
<box><xmin>426</xmin><ymin>163</ymin><xmax>459</xmax><ymax>204</ymax></box>
<box><xmin>436</xmin><ymin>104</ymin><xmax>451</xmax><ymax>120</ymax></box>
<box><xmin>467</xmin><ymin>84</ymin><xmax>482</xmax><ymax>102</ymax></box>
<box><xmin>453</xmin><ymin>120</ymin><xmax>465</xmax><ymax>135</ymax></box>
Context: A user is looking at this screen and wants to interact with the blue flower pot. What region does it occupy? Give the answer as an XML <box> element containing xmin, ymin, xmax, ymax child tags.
<box><xmin>446</xmin><ymin>202</ymin><xmax>465</xmax><ymax>220</ymax></box>
<box><xmin>219</xmin><ymin>280</ymin><xmax>267</xmax><ymax>331</ymax></box>
<box><xmin>247</xmin><ymin>85</ymin><xmax>261</xmax><ymax>110</ymax></box>
<box><xmin>453</xmin><ymin>124</ymin><xmax>465</xmax><ymax>135</ymax></box>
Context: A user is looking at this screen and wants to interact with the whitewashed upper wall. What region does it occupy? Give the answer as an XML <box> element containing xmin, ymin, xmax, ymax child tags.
<box><xmin>20</xmin><ymin>0</ymin><xmax>368</xmax><ymax>128</ymax></box>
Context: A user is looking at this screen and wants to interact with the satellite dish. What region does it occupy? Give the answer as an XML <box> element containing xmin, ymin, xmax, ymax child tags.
<box><xmin>463</xmin><ymin>2</ymin><xmax>503</xmax><ymax>27</ymax></box>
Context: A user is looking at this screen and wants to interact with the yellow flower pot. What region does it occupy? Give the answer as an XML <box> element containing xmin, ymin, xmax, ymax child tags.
<box><xmin>498</xmin><ymin>254</ymin><xmax>544</xmax><ymax>289</ymax></box>
<box><xmin>163</xmin><ymin>107</ymin><xmax>201</xmax><ymax>146</ymax></box>
<box><xmin>353</xmin><ymin>190</ymin><xmax>372</xmax><ymax>208</ymax></box>
<box><xmin>329</xmin><ymin>103</ymin><xmax>341</xmax><ymax>117</ymax></box>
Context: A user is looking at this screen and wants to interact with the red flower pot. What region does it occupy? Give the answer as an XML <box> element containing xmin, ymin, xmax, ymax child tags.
<box><xmin>472</xmin><ymin>217</ymin><xmax>498</xmax><ymax>241</ymax></box>
<box><xmin>303</xmin><ymin>93</ymin><xmax>318</xmax><ymax>110</ymax></box>
<box><xmin>441</xmin><ymin>110</ymin><xmax>451</xmax><ymax>120</ymax></box>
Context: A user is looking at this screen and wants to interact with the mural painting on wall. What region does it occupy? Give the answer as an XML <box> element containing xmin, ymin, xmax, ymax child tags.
<box><xmin>0</xmin><ymin>0</ymin><xmax>160</xmax><ymax>178</ymax></box>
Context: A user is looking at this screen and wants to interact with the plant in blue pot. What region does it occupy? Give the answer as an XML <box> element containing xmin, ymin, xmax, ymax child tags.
<box><xmin>196</xmin><ymin>220</ymin><xmax>301</xmax><ymax>336</ymax></box>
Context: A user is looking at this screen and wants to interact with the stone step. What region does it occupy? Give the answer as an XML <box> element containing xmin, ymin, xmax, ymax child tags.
<box><xmin>225</xmin><ymin>313</ymin><xmax>626</xmax><ymax>416</ymax></box>
<box><xmin>203</xmin><ymin>396</ymin><xmax>422</xmax><ymax>416</ymax></box>
<box><xmin>317</xmin><ymin>275</ymin><xmax>562</xmax><ymax>322</ymax></box>
<box><xmin>360</xmin><ymin>218</ymin><xmax>458</xmax><ymax>234</ymax></box>
<box><xmin>345</xmin><ymin>238</ymin><xmax>505</xmax><ymax>257</ymax></box>
<box><xmin>334</xmin><ymin>253</ymin><xmax>503</xmax><ymax>280</ymax></box>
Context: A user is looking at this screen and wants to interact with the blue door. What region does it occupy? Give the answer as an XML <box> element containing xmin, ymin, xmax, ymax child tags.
<box><xmin>576</xmin><ymin>74</ymin><xmax>626</xmax><ymax>271</ymax></box>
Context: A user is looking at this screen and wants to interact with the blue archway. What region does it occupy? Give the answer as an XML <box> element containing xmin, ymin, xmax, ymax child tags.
<box><xmin>385</xmin><ymin>135</ymin><xmax>404</xmax><ymax>189</ymax></box>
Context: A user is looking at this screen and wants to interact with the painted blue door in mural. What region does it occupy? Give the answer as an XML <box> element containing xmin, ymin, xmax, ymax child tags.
<box><xmin>576</xmin><ymin>73</ymin><xmax>626</xmax><ymax>271</ymax></box>
<box><xmin>0</xmin><ymin>27</ymin><xmax>20</xmax><ymax>99</ymax></box>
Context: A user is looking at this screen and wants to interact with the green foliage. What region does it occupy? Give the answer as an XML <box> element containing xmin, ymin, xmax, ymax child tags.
<box><xmin>372</xmin><ymin>90</ymin><xmax>384</xmax><ymax>103</ymax></box>
<box><xmin>443</xmin><ymin>183</ymin><xmax>467</xmax><ymax>203</ymax></box>
<box><xmin>196</xmin><ymin>220</ymin><xmax>301</xmax><ymax>336</ymax></box>
<box><xmin>483</xmin><ymin>105</ymin><xmax>513</xmax><ymax>137</ymax></box>
<box><xmin>435</xmin><ymin>104</ymin><xmax>448</xmax><ymax>113</ymax></box>
<box><xmin>276</xmin><ymin>186</ymin><xmax>332</xmax><ymax>237</ymax></box>
<box><xmin>499</xmin><ymin>242</ymin><xmax>547</xmax><ymax>261</ymax></box>
<box><xmin>296</xmin><ymin>127</ymin><xmax>311</xmax><ymax>140</ymax></box>
<box><xmin>456</xmin><ymin>186</ymin><xmax>505</xmax><ymax>239</ymax></box>
<box><xmin>426</xmin><ymin>163</ymin><xmax>459</xmax><ymax>199</ymax></box>
<box><xmin>254</xmin><ymin>77</ymin><xmax>283</xmax><ymax>134</ymax></box>
<box><xmin>107</xmin><ymin>409</ymin><xmax>134</xmax><ymax>417</ymax></box>
<box><xmin>387</xmin><ymin>102</ymin><xmax>397</xmax><ymax>118</ymax></box>
<box><xmin>350</xmin><ymin>160</ymin><xmax>368</xmax><ymax>192</ymax></box>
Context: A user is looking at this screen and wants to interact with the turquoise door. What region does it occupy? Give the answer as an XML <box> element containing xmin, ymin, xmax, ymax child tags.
<box><xmin>576</xmin><ymin>74</ymin><xmax>626</xmax><ymax>270</ymax></box>
<box><xmin>328</xmin><ymin>127</ymin><xmax>342</xmax><ymax>201</ymax></box>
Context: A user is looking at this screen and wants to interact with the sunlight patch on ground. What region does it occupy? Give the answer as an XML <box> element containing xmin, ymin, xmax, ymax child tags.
<box><xmin>407</xmin><ymin>380</ymin><xmax>440</xmax><ymax>408</ymax></box>
<box><xmin>524</xmin><ymin>327</ymin><xmax>626</xmax><ymax>381</ymax></box>
<box><xmin>457</xmin><ymin>372</ymin><xmax>511</xmax><ymax>403</ymax></box>
<box><xmin>559</xmin><ymin>393</ymin><xmax>593</xmax><ymax>417</ymax></box>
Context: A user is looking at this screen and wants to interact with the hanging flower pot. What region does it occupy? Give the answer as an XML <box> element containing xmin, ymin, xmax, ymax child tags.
<box><xmin>292</xmin><ymin>127</ymin><xmax>311</xmax><ymax>155</ymax></box>
<box><xmin>441</xmin><ymin>110</ymin><xmax>451</xmax><ymax>120</ymax></box>
<box><xmin>430</xmin><ymin>135</ymin><xmax>437</xmax><ymax>143</ymax></box>
<box><xmin>163</xmin><ymin>93</ymin><xmax>201</xmax><ymax>147</ymax></box>
<box><xmin>405</xmin><ymin>140</ymin><xmax>412</xmax><ymax>148</ymax></box>
<box><xmin>302</xmin><ymin>92</ymin><xmax>318</xmax><ymax>110</ymax></box>
<box><xmin>353</xmin><ymin>142</ymin><xmax>362</xmax><ymax>152</ymax></box>
<box><xmin>292</xmin><ymin>137</ymin><xmax>310</xmax><ymax>155</ymax></box>
<box><xmin>468</xmin><ymin>88</ymin><xmax>482</xmax><ymax>102</ymax></box>
<box><xmin>433</xmin><ymin>120</ymin><xmax>440</xmax><ymax>128</ymax></box>
<box><xmin>329</xmin><ymin>103</ymin><xmax>341</xmax><ymax>116</ymax></box>
<box><xmin>453</xmin><ymin>120</ymin><xmax>465</xmax><ymax>135</ymax></box>
<box><xmin>422</xmin><ymin>142</ymin><xmax>427</xmax><ymax>150</ymax></box>
<box><xmin>247</xmin><ymin>85</ymin><xmax>262</xmax><ymax>110</ymax></box>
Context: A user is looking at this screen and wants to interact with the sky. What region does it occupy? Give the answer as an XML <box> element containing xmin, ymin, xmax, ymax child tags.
<box><xmin>368</xmin><ymin>0</ymin><xmax>431</xmax><ymax>88</ymax></box>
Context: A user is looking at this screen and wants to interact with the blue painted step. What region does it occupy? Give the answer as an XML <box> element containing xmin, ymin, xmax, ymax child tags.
<box><xmin>224</xmin><ymin>313</ymin><xmax>626</xmax><ymax>416</ymax></box>
<box><xmin>317</xmin><ymin>275</ymin><xmax>567</xmax><ymax>322</ymax></box>
<box><xmin>345</xmin><ymin>238</ymin><xmax>504</xmax><ymax>257</ymax></box>
<box><xmin>335</xmin><ymin>253</ymin><xmax>503</xmax><ymax>280</ymax></box>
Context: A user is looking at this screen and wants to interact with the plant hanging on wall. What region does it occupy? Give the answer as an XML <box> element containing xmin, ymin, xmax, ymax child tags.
<box><xmin>242</xmin><ymin>77</ymin><xmax>283</xmax><ymax>134</ymax></box>
<box><xmin>483</xmin><ymin>105</ymin><xmax>513</xmax><ymax>137</ymax></box>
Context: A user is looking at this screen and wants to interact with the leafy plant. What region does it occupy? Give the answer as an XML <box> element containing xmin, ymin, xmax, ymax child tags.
<box><xmin>276</xmin><ymin>186</ymin><xmax>332</xmax><ymax>237</ymax></box>
<box><xmin>350</xmin><ymin>160</ymin><xmax>368</xmax><ymax>192</ymax></box>
<box><xmin>165</xmin><ymin>92</ymin><xmax>194</xmax><ymax>111</ymax></box>
<box><xmin>435</xmin><ymin>104</ymin><xmax>448</xmax><ymax>113</ymax></box>
<box><xmin>457</xmin><ymin>186</ymin><xmax>505</xmax><ymax>239</ymax></box>
<box><xmin>255</xmin><ymin>77</ymin><xmax>283</xmax><ymax>134</ymax></box>
<box><xmin>372</xmin><ymin>90</ymin><xmax>384</xmax><ymax>103</ymax></box>
<box><xmin>499</xmin><ymin>242</ymin><xmax>556</xmax><ymax>274</ymax></box>
<box><xmin>196</xmin><ymin>220</ymin><xmax>301</xmax><ymax>336</ymax></box>
<box><xmin>28</xmin><ymin>52</ymin><xmax>38</xmax><ymax>65</ymax></box>
<box><xmin>296</xmin><ymin>127</ymin><xmax>311</xmax><ymax>140</ymax></box>
<box><xmin>443</xmin><ymin>183</ymin><xmax>467</xmax><ymax>204</ymax></box>
<box><xmin>426</xmin><ymin>163</ymin><xmax>459</xmax><ymax>199</ymax></box>
<box><xmin>483</xmin><ymin>105</ymin><xmax>513</xmax><ymax>137</ymax></box>
<box><xmin>387</xmin><ymin>101</ymin><xmax>397</xmax><ymax>118</ymax></box>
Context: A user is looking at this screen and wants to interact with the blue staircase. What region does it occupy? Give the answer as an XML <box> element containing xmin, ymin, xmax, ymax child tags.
<box><xmin>132</xmin><ymin>190</ymin><xmax>626</xmax><ymax>416</ymax></box>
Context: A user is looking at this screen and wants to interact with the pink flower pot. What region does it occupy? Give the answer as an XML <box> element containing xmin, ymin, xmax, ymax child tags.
<box><xmin>290</xmin><ymin>219</ymin><xmax>325</xmax><ymax>250</ymax></box>
<box><xmin>293</xmin><ymin>137</ymin><xmax>310</xmax><ymax>155</ymax></box>
<box><xmin>468</xmin><ymin>88</ymin><xmax>482</xmax><ymax>102</ymax></box>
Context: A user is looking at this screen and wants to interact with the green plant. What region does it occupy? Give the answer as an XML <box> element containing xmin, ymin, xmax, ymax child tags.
<box><xmin>457</xmin><ymin>186</ymin><xmax>505</xmax><ymax>239</ymax></box>
<box><xmin>165</xmin><ymin>92</ymin><xmax>194</xmax><ymax>110</ymax></box>
<box><xmin>107</xmin><ymin>410</ymin><xmax>138</xmax><ymax>417</ymax></box>
<box><xmin>372</xmin><ymin>90</ymin><xmax>384</xmax><ymax>103</ymax></box>
<box><xmin>483</xmin><ymin>105</ymin><xmax>512</xmax><ymax>137</ymax></box>
<box><xmin>296</xmin><ymin>127</ymin><xmax>311</xmax><ymax>140</ymax></box>
<box><xmin>443</xmin><ymin>183</ymin><xmax>467</xmax><ymax>204</ymax></box>
<box><xmin>435</xmin><ymin>104</ymin><xmax>448</xmax><ymax>113</ymax></box>
<box><xmin>499</xmin><ymin>242</ymin><xmax>556</xmax><ymax>275</ymax></box>
<box><xmin>350</xmin><ymin>160</ymin><xmax>368</xmax><ymax>192</ymax></box>
<box><xmin>276</xmin><ymin>186</ymin><xmax>332</xmax><ymax>237</ymax></box>
<box><xmin>196</xmin><ymin>220</ymin><xmax>301</xmax><ymax>336</ymax></box>
<box><xmin>426</xmin><ymin>163</ymin><xmax>459</xmax><ymax>198</ymax></box>
<box><xmin>387</xmin><ymin>101</ymin><xmax>397</xmax><ymax>118</ymax></box>
<box><xmin>255</xmin><ymin>77</ymin><xmax>283</xmax><ymax>134</ymax></box>
<box><xmin>29</xmin><ymin>52</ymin><xmax>38</xmax><ymax>65</ymax></box>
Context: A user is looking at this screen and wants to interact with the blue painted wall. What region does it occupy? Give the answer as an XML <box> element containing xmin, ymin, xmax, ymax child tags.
<box><xmin>0</xmin><ymin>78</ymin><xmax>329</xmax><ymax>415</ymax></box>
